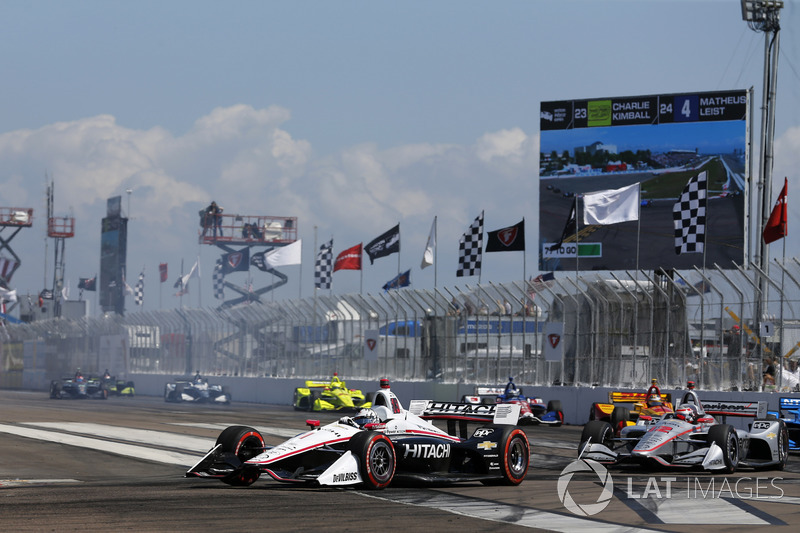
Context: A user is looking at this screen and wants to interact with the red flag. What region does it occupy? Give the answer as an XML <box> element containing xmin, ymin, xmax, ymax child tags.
<box><xmin>333</xmin><ymin>243</ymin><xmax>362</xmax><ymax>272</ymax></box>
<box><xmin>763</xmin><ymin>177</ymin><xmax>788</xmax><ymax>244</ymax></box>
<box><xmin>159</xmin><ymin>263</ymin><xmax>168</xmax><ymax>283</ymax></box>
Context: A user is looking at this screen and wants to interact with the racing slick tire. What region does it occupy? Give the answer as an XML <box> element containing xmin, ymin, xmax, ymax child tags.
<box><xmin>589</xmin><ymin>402</ymin><xmax>599</xmax><ymax>421</ymax></box>
<box><xmin>579</xmin><ymin>420</ymin><xmax>613</xmax><ymax>456</ymax></box>
<box><xmin>547</xmin><ymin>400</ymin><xmax>564</xmax><ymax>427</ymax></box>
<box><xmin>707</xmin><ymin>424</ymin><xmax>739</xmax><ymax>474</ymax></box>
<box><xmin>49</xmin><ymin>381</ymin><xmax>62</xmax><ymax>399</ymax></box>
<box><xmin>775</xmin><ymin>420</ymin><xmax>789</xmax><ymax>471</ymax></box>
<box><xmin>222</xmin><ymin>386</ymin><xmax>232</xmax><ymax>404</ymax></box>
<box><xmin>499</xmin><ymin>427</ymin><xmax>530</xmax><ymax>485</ymax></box>
<box><xmin>611</xmin><ymin>406</ymin><xmax>630</xmax><ymax>433</ymax></box>
<box><xmin>216</xmin><ymin>425</ymin><xmax>266</xmax><ymax>486</ymax></box>
<box><xmin>348</xmin><ymin>432</ymin><xmax>396</xmax><ymax>489</ymax></box>
<box><xmin>309</xmin><ymin>390</ymin><xmax>322</xmax><ymax>411</ymax></box>
<box><xmin>292</xmin><ymin>389</ymin><xmax>306</xmax><ymax>410</ymax></box>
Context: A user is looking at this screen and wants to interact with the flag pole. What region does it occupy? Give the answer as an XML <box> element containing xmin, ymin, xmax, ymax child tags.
<box><xmin>434</xmin><ymin>215</ymin><xmax>438</xmax><ymax>291</ymax></box>
<box><xmin>522</xmin><ymin>216</ymin><xmax>527</xmax><ymax>285</ymax></box>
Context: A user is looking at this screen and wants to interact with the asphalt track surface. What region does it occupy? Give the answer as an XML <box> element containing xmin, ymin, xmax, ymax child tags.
<box><xmin>2</xmin><ymin>390</ymin><xmax>800</xmax><ymax>532</ymax></box>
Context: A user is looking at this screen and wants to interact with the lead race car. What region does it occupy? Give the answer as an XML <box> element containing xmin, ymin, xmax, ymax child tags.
<box><xmin>461</xmin><ymin>377</ymin><xmax>564</xmax><ymax>426</ymax></box>
<box><xmin>186</xmin><ymin>379</ymin><xmax>530</xmax><ymax>488</ymax></box>
<box><xmin>50</xmin><ymin>372</ymin><xmax>108</xmax><ymax>400</ymax></box>
<box><xmin>292</xmin><ymin>373</ymin><xmax>371</xmax><ymax>412</ymax></box>
<box><xmin>579</xmin><ymin>389</ymin><xmax>789</xmax><ymax>473</ymax></box>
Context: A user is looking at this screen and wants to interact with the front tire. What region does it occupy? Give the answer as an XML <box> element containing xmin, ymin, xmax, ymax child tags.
<box><xmin>499</xmin><ymin>427</ymin><xmax>530</xmax><ymax>485</ymax></box>
<box><xmin>348</xmin><ymin>432</ymin><xmax>396</xmax><ymax>489</ymax></box>
<box><xmin>610</xmin><ymin>406</ymin><xmax>630</xmax><ymax>433</ymax></box>
<box><xmin>216</xmin><ymin>426</ymin><xmax>265</xmax><ymax>486</ymax></box>
<box><xmin>579</xmin><ymin>420</ymin><xmax>613</xmax><ymax>456</ymax></box>
<box><xmin>775</xmin><ymin>421</ymin><xmax>789</xmax><ymax>471</ymax></box>
<box><xmin>708</xmin><ymin>424</ymin><xmax>739</xmax><ymax>474</ymax></box>
<box><xmin>547</xmin><ymin>400</ymin><xmax>564</xmax><ymax>427</ymax></box>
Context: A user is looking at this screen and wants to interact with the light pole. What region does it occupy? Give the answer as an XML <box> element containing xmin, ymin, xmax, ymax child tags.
<box><xmin>741</xmin><ymin>0</ymin><xmax>782</xmax><ymax>383</ymax></box>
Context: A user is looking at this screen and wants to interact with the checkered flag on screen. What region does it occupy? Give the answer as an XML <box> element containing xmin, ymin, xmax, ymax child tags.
<box><xmin>673</xmin><ymin>171</ymin><xmax>707</xmax><ymax>254</ymax></box>
<box><xmin>213</xmin><ymin>259</ymin><xmax>224</xmax><ymax>300</ymax></box>
<box><xmin>315</xmin><ymin>239</ymin><xmax>333</xmax><ymax>289</ymax></box>
<box><xmin>457</xmin><ymin>212</ymin><xmax>483</xmax><ymax>277</ymax></box>
<box><xmin>134</xmin><ymin>269</ymin><xmax>145</xmax><ymax>306</ymax></box>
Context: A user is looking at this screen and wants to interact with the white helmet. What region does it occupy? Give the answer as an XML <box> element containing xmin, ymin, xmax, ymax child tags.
<box><xmin>352</xmin><ymin>409</ymin><xmax>380</xmax><ymax>427</ymax></box>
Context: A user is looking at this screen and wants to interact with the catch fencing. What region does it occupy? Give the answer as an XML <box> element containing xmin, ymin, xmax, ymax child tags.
<box><xmin>3</xmin><ymin>261</ymin><xmax>800</xmax><ymax>392</ymax></box>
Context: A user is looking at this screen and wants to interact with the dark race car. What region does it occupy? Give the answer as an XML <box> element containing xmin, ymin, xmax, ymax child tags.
<box><xmin>186</xmin><ymin>381</ymin><xmax>529</xmax><ymax>488</ymax></box>
<box><xmin>100</xmin><ymin>372</ymin><xmax>136</xmax><ymax>397</ymax></box>
<box><xmin>164</xmin><ymin>375</ymin><xmax>231</xmax><ymax>404</ymax></box>
<box><xmin>461</xmin><ymin>377</ymin><xmax>564</xmax><ymax>426</ymax></box>
<box><xmin>769</xmin><ymin>397</ymin><xmax>800</xmax><ymax>452</ymax></box>
<box><xmin>50</xmin><ymin>375</ymin><xmax>108</xmax><ymax>400</ymax></box>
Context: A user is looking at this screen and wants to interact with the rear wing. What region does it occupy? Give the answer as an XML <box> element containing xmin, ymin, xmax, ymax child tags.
<box><xmin>779</xmin><ymin>397</ymin><xmax>800</xmax><ymax>412</ymax></box>
<box><xmin>608</xmin><ymin>391</ymin><xmax>672</xmax><ymax>404</ymax></box>
<box><xmin>700</xmin><ymin>399</ymin><xmax>768</xmax><ymax>419</ymax></box>
<box><xmin>408</xmin><ymin>400</ymin><xmax>520</xmax><ymax>438</ymax></box>
<box><xmin>474</xmin><ymin>386</ymin><xmax>505</xmax><ymax>396</ymax></box>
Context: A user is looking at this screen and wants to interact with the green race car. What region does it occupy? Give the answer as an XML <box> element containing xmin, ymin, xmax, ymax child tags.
<box><xmin>292</xmin><ymin>373</ymin><xmax>372</xmax><ymax>411</ymax></box>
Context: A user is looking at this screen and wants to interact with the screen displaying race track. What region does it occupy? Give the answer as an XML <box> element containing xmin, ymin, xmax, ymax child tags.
<box><xmin>539</xmin><ymin>89</ymin><xmax>748</xmax><ymax>272</ymax></box>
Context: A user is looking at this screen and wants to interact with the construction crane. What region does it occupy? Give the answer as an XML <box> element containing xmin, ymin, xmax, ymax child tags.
<box><xmin>46</xmin><ymin>180</ymin><xmax>75</xmax><ymax>317</ymax></box>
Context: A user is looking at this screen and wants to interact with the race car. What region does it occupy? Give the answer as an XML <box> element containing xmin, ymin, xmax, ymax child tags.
<box><xmin>292</xmin><ymin>373</ymin><xmax>371</xmax><ymax>411</ymax></box>
<box><xmin>461</xmin><ymin>377</ymin><xmax>564</xmax><ymax>426</ymax></box>
<box><xmin>164</xmin><ymin>374</ymin><xmax>231</xmax><ymax>404</ymax></box>
<box><xmin>769</xmin><ymin>397</ymin><xmax>800</xmax><ymax>452</ymax></box>
<box><xmin>100</xmin><ymin>373</ymin><xmax>136</xmax><ymax>397</ymax></box>
<box><xmin>187</xmin><ymin>379</ymin><xmax>530</xmax><ymax>489</ymax></box>
<box><xmin>588</xmin><ymin>378</ymin><xmax>674</xmax><ymax>430</ymax></box>
<box><xmin>49</xmin><ymin>374</ymin><xmax>108</xmax><ymax>400</ymax></box>
<box><xmin>579</xmin><ymin>389</ymin><xmax>789</xmax><ymax>473</ymax></box>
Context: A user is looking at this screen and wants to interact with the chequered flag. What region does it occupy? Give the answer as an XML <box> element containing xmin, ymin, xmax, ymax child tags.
<box><xmin>457</xmin><ymin>212</ymin><xmax>483</xmax><ymax>277</ymax></box>
<box><xmin>134</xmin><ymin>270</ymin><xmax>144</xmax><ymax>306</ymax></box>
<box><xmin>673</xmin><ymin>171</ymin><xmax>707</xmax><ymax>254</ymax></box>
<box><xmin>213</xmin><ymin>259</ymin><xmax>224</xmax><ymax>300</ymax></box>
<box><xmin>315</xmin><ymin>239</ymin><xmax>333</xmax><ymax>289</ymax></box>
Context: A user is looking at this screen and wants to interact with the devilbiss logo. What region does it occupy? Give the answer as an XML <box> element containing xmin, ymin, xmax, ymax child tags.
<box><xmin>557</xmin><ymin>459</ymin><xmax>614</xmax><ymax>516</ymax></box>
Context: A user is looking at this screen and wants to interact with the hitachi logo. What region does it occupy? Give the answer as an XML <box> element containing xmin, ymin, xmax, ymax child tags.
<box><xmin>403</xmin><ymin>443</ymin><xmax>450</xmax><ymax>459</ymax></box>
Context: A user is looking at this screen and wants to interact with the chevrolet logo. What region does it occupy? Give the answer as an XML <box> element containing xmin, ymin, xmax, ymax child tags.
<box><xmin>767</xmin><ymin>432</ymin><xmax>777</xmax><ymax>439</ymax></box>
<box><xmin>477</xmin><ymin>441</ymin><xmax>497</xmax><ymax>450</ymax></box>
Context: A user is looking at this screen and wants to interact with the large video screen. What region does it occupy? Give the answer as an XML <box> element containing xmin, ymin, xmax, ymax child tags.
<box><xmin>539</xmin><ymin>90</ymin><xmax>748</xmax><ymax>272</ymax></box>
<box><xmin>100</xmin><ymin>216</ymin><xmax>128</xmax><ymax>315</ymax></box>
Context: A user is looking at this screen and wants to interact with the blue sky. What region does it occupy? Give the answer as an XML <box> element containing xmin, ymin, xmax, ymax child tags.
<box><xmin>1</xmin><ymin>0</ymin><xmax>800</xmax><ymax>313</ymax></box>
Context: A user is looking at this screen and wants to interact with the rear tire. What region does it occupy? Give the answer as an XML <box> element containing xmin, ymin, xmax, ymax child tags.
<box><xmin>216</xmin><ymin>426</ymin><xmax>265</xmax><ymax>486</ymax></box>
<box><xmin>49</xmin><ymin>381</ymin><xmax>61</xmax><ymax>399</ymax></box>
<box><xmin>309</xmin><ymin>390</ymin><xmax>321</xmax><ymax>411</ymax></box>
<box><xmin>579</xmin><ymin>420</ymin><xmax>613</xmax><ymax>456</ymax></box>
<box><xmin>348</xmin><ymin>432</ymin><xmax>395</xmax><ymax>489</ymax></box>
<box><xmin>775</xmin><ymin>421</ymin><xmax>789</xmax><ymax>471</ymax></box>
<box><xmin>610</xmin><ymin>406</ymin><xmax>630</xmax><ymax>433</ymax></box>
<box><xmin>707</xmin><ymin>424</ymin><xmax>739</xmax><ymax>474</ymax></box>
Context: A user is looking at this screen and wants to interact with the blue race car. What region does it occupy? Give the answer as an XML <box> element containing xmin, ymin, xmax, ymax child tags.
<box><xmin>770</xmin><ymin>397</ymin><xmax>800</xmax><ymax>452</ymax></box>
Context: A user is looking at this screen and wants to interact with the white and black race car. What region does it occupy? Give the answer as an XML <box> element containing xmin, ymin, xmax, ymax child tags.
<box><xmin>186</xmin><ymin>380</ymin><xmax>530</xmax><ymax>488</ymax></box>
<box><xmin>164</xmin><ymin>375</ymin><xmax>231</xmax><ymax>404</ymax></box>
<box><xmin>579</xmin><ymin>389</ymin><xmax>789</xmax><ymax>473</ymax></box>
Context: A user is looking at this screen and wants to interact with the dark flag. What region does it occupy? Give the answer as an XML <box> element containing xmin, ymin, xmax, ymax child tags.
<box><xmin>486</xmin><ymin>220</ymin><xmax>525</xmax><ymax>252</ymax></box>
<box><xmin>159</xmin><ymin>263</ymin><xmax>168</xmax><ymax>283</ymax></box>
<box><xmin>221</xmin><ymin>248</ymin><xmax>251</xmax><ymax>275</ymax></box>
<box><xmin>548</xmin><ymin>199</ymin><xmax>576</xmax><ymax>252</ymax></box>
<box><xmin>383</xmin><ymin>270</ymin><xmax>411</xmax><ymax>291</ymax></box>
<box><xmin>763</xmin><ymin>177</ymin><xmax>788</xmax><ymax>244</ymax></box>
<box><xmin>78</xmin><ymin>276</ymin><xmax>97</xmax><ymax>291</ymax></box>
<box><xmin>365</xmin><ymin>224</ymin><xmax>400</xmax><ymax>264</ymax></box>
<box><xmin>250</xmin><ymin>250</ymin><xmax>269</xmax><ymax>272</ymax></box>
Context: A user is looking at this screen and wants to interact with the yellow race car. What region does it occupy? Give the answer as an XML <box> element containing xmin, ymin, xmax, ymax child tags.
<box><xmin>292</xmin><ymin>373</ymin><xmax>373</xmax><ymax>411</ymax></box>
<box><xmin>588</xmin><ymin>379</ymin><xmax>673</xmax><ymax>433</ymax></box>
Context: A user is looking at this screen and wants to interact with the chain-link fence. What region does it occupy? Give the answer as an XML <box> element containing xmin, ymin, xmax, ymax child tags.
<box><xmin>3</xmin><ymin>261</ymin><xmax>800</xmax><ymax>392</ymax></box>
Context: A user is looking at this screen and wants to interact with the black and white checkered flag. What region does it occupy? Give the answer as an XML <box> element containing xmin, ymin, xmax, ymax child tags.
<box><xmin>134</xmin><ymin>269</ymin><xmax>144</xmax><ymax>306</ymax></box>
<box><xmin>315</xmin><ymin>239</ymin><xmax>333</xmax><ymax>289</ymax></box>
<box><xmin>457</xmin><ymin>212</ymin><xmax>483</xmax><ymax>277</ymax></box>
<box><xmin>213</xmin><ymin>259</ymin><xmax>224</xmax><ymax>300</ymax></box>
<box><xmin>673</xmin><ymin>171</ymin><xmax>707</xmax><ymax>254</ymax></box>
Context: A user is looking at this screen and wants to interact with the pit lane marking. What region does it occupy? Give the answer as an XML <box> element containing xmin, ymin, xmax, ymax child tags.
<box><xmin>359</xmin><ymin>489</ymin><xmax>663</xmax><ymax>532</ymax></box>
<box><xmin>25</xmin><ymin>422</ymin><xmax>212</xmax><ymax>452</ymax></box>
<box><xmin>0</xmin><ymin>479</ymin><xmax>81</xmax><ymax>488</ymax></box>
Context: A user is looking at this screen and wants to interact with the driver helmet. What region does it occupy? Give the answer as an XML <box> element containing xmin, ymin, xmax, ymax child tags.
<box><xmin>676</xmin><ymin>404</ymin><xmax>699</xmax><ymax>423</ymax></box>
<box><xmin>352</xmin><ymin>408</ymin><xmax>380</xmax><ymax>427</ymax></box>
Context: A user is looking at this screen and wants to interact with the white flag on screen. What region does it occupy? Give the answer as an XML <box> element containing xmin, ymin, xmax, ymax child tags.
<box><xmin>583</xmin><ymin>182</ymin><xmax>640</xmax><ymax>225</ymax></box>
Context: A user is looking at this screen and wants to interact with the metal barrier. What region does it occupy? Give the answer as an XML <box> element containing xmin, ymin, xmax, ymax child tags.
<box><xmin>3</xmin><ymin>261</ymin><xmax>800</xmax><ymax>392</ymax></box>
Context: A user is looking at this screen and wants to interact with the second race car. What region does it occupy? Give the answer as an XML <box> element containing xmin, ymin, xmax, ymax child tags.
<box><xmin>292</xmin><ymin>373</ymin><xmax>372</xmax><ymax>411</ymax></box>
<box><xmin>579</xmin><ymin>389</ymin><xmax>789</xmax><ymax>473</ymax></box>
<box><xmin>187</xmin><ymin>379</ymin><xmax>530</xmax><ymax>488</ymax></box>
<box><xmin>461</xmin><ymin>377</ymin><xmax>564</xmax><ymax>426</ymax></box>
<box><xmin>50</xmin><ymin>371</ymin><xmax>108</xmax><ymax>400</ymax></box>
<box><xmin>164</xmin><ymin>373</ymin><xmax>231</xmax><ymax>404</ymax></box>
